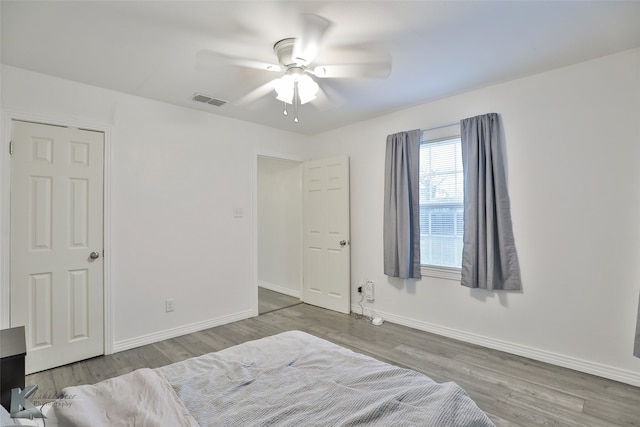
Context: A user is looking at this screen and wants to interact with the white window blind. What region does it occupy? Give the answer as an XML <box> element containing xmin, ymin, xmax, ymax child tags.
<box><xmin>419</xmin><ymin>136</ymin><xmax>464</xmax><ymax>269</ymax></box>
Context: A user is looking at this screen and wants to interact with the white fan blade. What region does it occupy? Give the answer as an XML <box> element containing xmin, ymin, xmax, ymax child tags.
<box><xmin>236</xmin><ymin>79</ymin><xmax>279</xmax><ymax>106</ymax></box>
<box><xmin>292</xmin><ymin>14</ymin><xmax>331</xmax><ymax>66</ymax></box>
<box><xmin>312</xmin><ymin>62</ymin><xmax>392</xmax><ymax>79</ymax></box>
<box><xmin>311</xmin><ymin>86</ymin><xmax>333</xmax><ymax>111</ymax></box>
<box><xmin>308</xmin><ymin>82</ymin><xmax>345</xmax><ymax>112</ymax></box>
<box><xmin>196</xmin><ymin>50</ymin><xmax>281</xmax><ymax>72</ymax></box>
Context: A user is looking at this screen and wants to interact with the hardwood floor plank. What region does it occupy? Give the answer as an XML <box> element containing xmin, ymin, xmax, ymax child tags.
<box><xmin>26</xmin><ymin>369</ymin><xmax>55</xmax><ymax>404</ymax></box>
<box><xmin>449</xmin><ymin>350</ymin><xmax>586</xmax><ymax>412</ymax></box>
<box><xmin>258</xmin><ymin>287</ymin><xmax>301</xmax><ymax>315</ymax></box>
<box><xmin>51</xmin><ymin>362</ymin><xmax>94</xmax><ymax>391</ymax></box>
<box><xmin>198</xmin><ymin>327</ymin><xmax>245</xmax><ymax>350</ymax></box>
<box><xmin>172</xmin><ymin>331</ymin><xmax>218</xmax><ymax>356</ymax></box>
<box><xmin>191</xmin><ymin>329</ymin><xmax>239</xmax><ymax>352</ymax></box>
<box><xmin>455</xmin><ymin>345</ymin><xmax>640</xmax><ymax>424</ymax></box>
<box><xmin>152</xmin><ymin>338</ymin><xmax>198</xmax><ymax>364</ymax></box>
<box><xmin>134</xmin><ymin>343</ymin><xmax>173</xmax><ymax>368</ymax></box>
<box><xmin>582</xmin><ymin>397</ymin><xmax>640</xmax><ymax>426</ymax></box>
<box><xmin>505</xmin><ymin>390</ymin><xmax>615</xmax><ymax>427</ymax></box>
<box><xmin>110</xmin><ymin>346</ymin><xmax>151</xmax><ymax>375</ymax></box>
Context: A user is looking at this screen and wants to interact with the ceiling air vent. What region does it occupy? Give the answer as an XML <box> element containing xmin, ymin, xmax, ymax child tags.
<box><xmin>192</xmin><ymin>93</ymin><xmax>227</xmax><ymax>107</ymax></box>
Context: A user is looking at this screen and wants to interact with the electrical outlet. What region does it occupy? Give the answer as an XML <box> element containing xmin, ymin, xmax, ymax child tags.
<box><xmin>166</xmin><ymin>299</ymin><xmax>175</xmax><ymax>312</ymax></box>
<box><xmin>364</xmin><ymin>281</ymin><xmax>375</xmax><ymax>302</ymax></box>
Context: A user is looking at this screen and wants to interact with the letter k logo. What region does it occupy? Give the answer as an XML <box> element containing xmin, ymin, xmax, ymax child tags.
<box><xmin>10</xmin><ymin>385</ymin><xmax>45</xmax><ymax>420</ymax></box>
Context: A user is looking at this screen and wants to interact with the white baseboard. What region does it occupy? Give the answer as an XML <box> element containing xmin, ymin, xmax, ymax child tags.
<box><xmin>351</xmin><ymin>304</ymin><xmax>640</xmax><ymax>388</ymax></box>
<box><xmin>112</xmin><ymin>309</ymin><xmax>254</xmax><ymax>353</ymax></box>
<box><xmin>258</xmin><ymin>281</ymin><xmax>301</xmax><ymax>299</ymax></box>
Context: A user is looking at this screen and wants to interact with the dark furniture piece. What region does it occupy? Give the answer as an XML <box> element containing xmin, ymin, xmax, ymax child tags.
<box><xmin>1</xmin><ymin>326</ymin><xmax>26</xmax><ymax>411</ymax></box>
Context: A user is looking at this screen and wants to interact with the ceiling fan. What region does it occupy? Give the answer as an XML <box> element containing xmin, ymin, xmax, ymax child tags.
<box><xmin>196</xmin><ymin>14</ymin><xmax>392</xmax><ymax>123</ymax></box>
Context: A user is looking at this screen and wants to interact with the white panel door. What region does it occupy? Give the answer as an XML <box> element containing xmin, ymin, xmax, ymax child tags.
<box><xmin>10</xmin><ymin>120</ymin><xmax>104</xmax><ymax>374</ymax></box>
<box><xmin>302</xmin><ymin>156</ymin><xmax>350</xmax><ymax>314</ymax></box>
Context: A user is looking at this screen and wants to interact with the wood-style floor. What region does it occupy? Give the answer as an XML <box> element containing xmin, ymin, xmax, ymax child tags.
<box><xmin>258</xmin><ymin>287</ymin><xmax>301</xmax><ymax>314</ymax></box>
<box><xmin>28</xmin><ymin>303</ymin><xmax>640</xmax><ymax>426</ymax></box>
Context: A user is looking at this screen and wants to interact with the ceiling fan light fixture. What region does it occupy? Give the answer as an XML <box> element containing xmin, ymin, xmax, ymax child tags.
<box><xmin>297</xmin><ymin>74</ymin><xmax>318</xmax><ymax>104</ymax></box>
<box><xmin>274</xmin><ymin>70</ymin><xmax>318</xmax><ymax>106</ymax></box>
<box><xmin>275</xmin><ymin>74</ymin><xmax>295</xmax><ymax>103</ymax></box>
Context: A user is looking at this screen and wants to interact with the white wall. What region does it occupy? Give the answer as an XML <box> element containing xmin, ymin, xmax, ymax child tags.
<box><xmin>0</xmin><ymin>65</ymin><xmax>306</xmax><ymax>349</ymax></box>
<box><xmin>307</xmin><ymin>48</ymin><xmax>640</xmax><ymax>386</ymax></box>
<box><xmin>257</xmin><ymin>157</ymin><xmax>302</xmax><ymax>298</ymax></box>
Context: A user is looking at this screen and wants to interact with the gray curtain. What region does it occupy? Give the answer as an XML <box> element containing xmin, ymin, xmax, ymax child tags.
<box><xmin>634</xmin><ymin>292</ymin><xmax>640</xmax><ymax>357</ymax></box>
<box><xmin>460</xmin><ymin>113</ymin><xmax>521</xmax><ymax>290</ymax></box>
<box><xmin>383</xmin><ymin>129</ymin><xmax>421</xmax><ymax>279</ymax></box>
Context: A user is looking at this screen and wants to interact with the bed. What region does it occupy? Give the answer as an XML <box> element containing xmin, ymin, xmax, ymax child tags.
<box><xmin>8</xmin><ymin>331</ymin><xmax>494</xmax><ymax>426</ymax></box>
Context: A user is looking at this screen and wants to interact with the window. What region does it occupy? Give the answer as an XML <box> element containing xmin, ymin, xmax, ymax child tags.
<box><xmin>419</xmin><ymin>135</ymin><xmax>464</xmax><ymax>273</ymax></box>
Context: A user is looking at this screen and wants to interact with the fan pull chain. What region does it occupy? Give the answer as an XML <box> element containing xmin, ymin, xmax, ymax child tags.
<box><xmin>283</xmin><ymin>102</ymin><xmax>288</xmax><ymax>116</ymax></box>
<box><xmin>293</xmin><ymin>81</ymin><xmax>300</xmax><ymax>123</ymax></box>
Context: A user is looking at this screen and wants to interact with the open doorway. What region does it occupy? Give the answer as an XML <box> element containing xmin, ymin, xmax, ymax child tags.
<box><xmin>256</xmin><ymin>156</ymin><xmax>303</xmax><ymax>314</ymax></box>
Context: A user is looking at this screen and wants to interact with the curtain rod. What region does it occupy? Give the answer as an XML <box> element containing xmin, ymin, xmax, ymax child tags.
<box><xmin>421</xmin><ymin>121</ymin><xmax>460</xmax><ymax>132</ymax></box>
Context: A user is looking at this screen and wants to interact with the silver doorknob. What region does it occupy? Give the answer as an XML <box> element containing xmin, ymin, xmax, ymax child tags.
<box><xmin>339</xmin><ymin>240</ymin><xmax>347</xmax><ymax>247</ymax></box>
<box><xmin>89</xmin><ymin>251</ymin><xmax>100</xmax><ymax>260</ymax></box>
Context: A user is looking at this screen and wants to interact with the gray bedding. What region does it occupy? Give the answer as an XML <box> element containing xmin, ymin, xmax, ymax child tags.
<box><xmin>56</xmin><ymin>331</ymin><xmax>494</xmax><ymax>426</ymax></box>
<box><xmin>161</xmin><ymin>331</ymin><xmax>493</xmax><ymax>426</ymax></box>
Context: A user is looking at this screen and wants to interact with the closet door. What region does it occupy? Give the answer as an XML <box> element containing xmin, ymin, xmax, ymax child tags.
<box><xmin>10</xmin><ymin>120</ymin><xmax>104</xmax><ymax>373</ymax></box>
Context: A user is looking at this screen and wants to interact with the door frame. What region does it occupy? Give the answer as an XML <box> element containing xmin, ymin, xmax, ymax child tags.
<box><xmin>0</xmin><ymin>110</ymin><xmax>114</xmax><ymax>355</ymax></box>
<box><xmin>251</xmin><ymin>151</ymin><xmax>305</xmax><ymax>317</ymax></box>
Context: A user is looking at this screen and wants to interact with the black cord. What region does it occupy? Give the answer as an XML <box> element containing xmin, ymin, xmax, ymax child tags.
<box><xmin>39</xmin><ymin>403</ymin><xmax>47</xmax><ymax>427</ymax></box>
<box><xmin>355</xmin><ymin>291</ymin><xmax>367</xmax><ymax>320</ymax></box>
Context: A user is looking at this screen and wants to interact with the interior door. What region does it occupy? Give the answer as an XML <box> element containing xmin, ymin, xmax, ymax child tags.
<box><xmin>10</xmin><ymin>120</ymin><xmax>104</xmax><ymax>374</ymax></box>
<box><xmin>302</xmin><ymin>156</ymin><xmax>350</xmax><ymax>314</ymax></box>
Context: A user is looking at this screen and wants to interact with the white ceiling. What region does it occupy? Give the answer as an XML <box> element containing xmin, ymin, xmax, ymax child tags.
<box><xmin>2</xmin><ymin>1</ymin><xmax>640</xmax><ymax>135</ymax></box>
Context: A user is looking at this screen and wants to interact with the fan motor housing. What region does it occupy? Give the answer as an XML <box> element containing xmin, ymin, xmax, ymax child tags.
<box><xmin>273</xmin><ymin>38</ymin><xmax>299</xmax><ymax>68</ymax></box>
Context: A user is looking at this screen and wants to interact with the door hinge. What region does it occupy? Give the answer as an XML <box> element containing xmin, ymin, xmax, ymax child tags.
<box><xmin>9</xmin><ymin>141</ymin><xmax>14</xmax><ymax>155</ymax></box>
